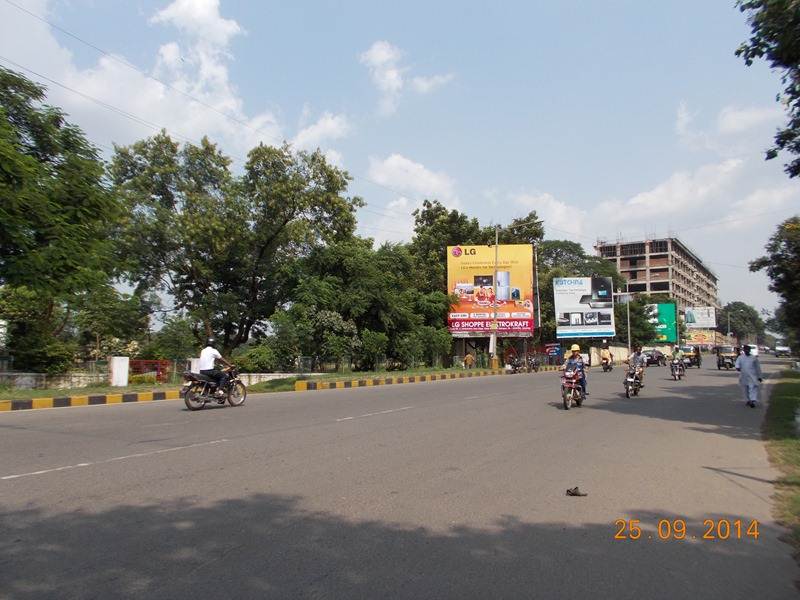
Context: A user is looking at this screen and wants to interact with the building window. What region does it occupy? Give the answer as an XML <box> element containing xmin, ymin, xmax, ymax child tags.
<box><xmin>651</xmin><ymin>282</ymin><xmax>670</xmax><ymax>292</ymax></box>
<box><xmin>599</xmin><ymin>245</ymin><xmax>617</xmax><ymax>257</ymax></box>
<box><xmin>650</xmin><ymin>240</ymin><xmax>668</xmax><ymax>253</ymax></box>
<box><xmin>629</xmin><ymin>270</ymin><xmax>638</xmax><ymax>280</ymax></box>
<box><xmin>621</xmin><ymin>243</ymin><xmax>646</xmax><ymax>256</ymax></box>
<box><xmin>628</xmin><ymin>283</ymin><xmax>647</xmax><ymax>292</ymax></box>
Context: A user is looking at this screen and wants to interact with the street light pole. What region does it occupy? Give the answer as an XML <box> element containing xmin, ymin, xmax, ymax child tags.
<box><xmin>490</xmin><ymin>224</ymin><xmax>499</xmax><ymax>369</ymax></box>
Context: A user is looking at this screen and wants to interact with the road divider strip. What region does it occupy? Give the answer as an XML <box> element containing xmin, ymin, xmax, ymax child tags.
<box><xmin>0</xmin><ymin>365</ymin><xmax>567</xmax><ymax>411</ymax></box>
<box><xmin>0</xmin><ymin>389</ymin><xmax>181</xmax><ymax>412</ymax></box>
<box><xmin>294</xmin><ymin>365</ymin><xmax>563</xmax><ymax>392</ymax></box>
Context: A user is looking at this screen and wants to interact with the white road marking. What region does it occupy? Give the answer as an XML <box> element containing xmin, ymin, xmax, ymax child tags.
<box><xmin>1</xmin><ymin>438</ymin><xmax>229</xmax><ymax>481</ymax></box>
<box><xmin>336</xmin><ymin>406</ymin><xmax>414</xmax><ymax>422</ymax></box>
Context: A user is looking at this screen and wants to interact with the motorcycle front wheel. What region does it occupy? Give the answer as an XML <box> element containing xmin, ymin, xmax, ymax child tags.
<box><xmin>227</xmin><ymin>381</ymin><xmax>247</xmax><ymax>407</ymax></box>
<box><xmin>184</xmin><ymin>386</ymin><xmax>205</xmax><ymax>411</ymax></box>
<box><xmin>625</xmin><ymin>384</ymin><xmax>630</xmax><ymax>398</ymax></box>
<box><xmin>575</xmin><ymin>390</ymin><xmax>583</xmax><ymax>407</ymax></box>
<box><xmin>562</xmin><ymin>389</ymin><xmax>571</xmax><ymax>410</ymax></box>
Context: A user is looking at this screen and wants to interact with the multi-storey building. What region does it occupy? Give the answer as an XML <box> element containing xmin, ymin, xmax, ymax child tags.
<box><xmin>595</xmin><ymin>237</ymin><xmax>720</xmax><ymax>310</ymax></box>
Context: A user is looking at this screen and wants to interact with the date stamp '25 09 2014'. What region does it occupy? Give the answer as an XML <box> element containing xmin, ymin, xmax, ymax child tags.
<box><xmin>615</xmin><ymin>519</ymin><xmax>760</xmax><ymax>541</ymax></box>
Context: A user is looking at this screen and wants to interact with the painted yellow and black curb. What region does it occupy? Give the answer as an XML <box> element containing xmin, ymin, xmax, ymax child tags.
<box><xmin>0</xmin><ymin>365</ymin><xmax>568</xmax><ymax>411</ymax></box>
<box><xmin>0</xmin><ymin>389</ymin><xmax>181</xmax><ymax>412</ymax></box>
<box><xmin>294</xmin><ymin>365</ymin><xmax>564</xmax><ymax>391</ymax></box>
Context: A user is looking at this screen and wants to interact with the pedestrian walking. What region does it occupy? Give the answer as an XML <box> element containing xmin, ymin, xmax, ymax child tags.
<box><xmin>735</xmin><ymin>344</ymin><xmax>763</xmax><ymax>408</ymax></box>
<box><xmin>464</xmin><ymin>352</ymin><xmax>475</xmax><ymax>369</ymax></box>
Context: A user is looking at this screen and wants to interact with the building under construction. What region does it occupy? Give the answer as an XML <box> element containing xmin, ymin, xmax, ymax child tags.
<box><xmin>594</xmin><ymin>237</ymin><xmax>720</xmax><ymax>311</ymax></box>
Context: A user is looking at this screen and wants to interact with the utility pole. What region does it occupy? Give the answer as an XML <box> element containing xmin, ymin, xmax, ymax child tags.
<box><xmin>613</xmin><ymin>283</ymin><xmax>632</xmax><ymax>355</ymax></box>
<box><xmin>490</xmin><ymin>224</ymin><xmax>500</xmax><ymax>369</ymax></box>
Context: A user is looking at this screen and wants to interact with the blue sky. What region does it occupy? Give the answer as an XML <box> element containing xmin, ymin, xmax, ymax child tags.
<box><xmin>1</xmin><ymin>0</ymin><xmax>797</xmax><ymax>313</ymax></box>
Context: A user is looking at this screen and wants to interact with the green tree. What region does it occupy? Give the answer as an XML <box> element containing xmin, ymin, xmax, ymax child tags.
<box><xmin>750</xmin><ymin>216</ymin><xmax>800</xmax><ymax>344</ymax></box>
<box><xmin>409</xmin><ymin>199</ymin><xmax>490</xmax><ymax>292</ymax></box>
<box><xmin>0</xmin><ymin>68</ymin><xmax>120</xmax><ymax>371</ymax></box>
<box><xmin>359</xmin><ymin>329</ymin><xmax>389</xmax><ymax>370</ymax></box>
<box><xmin>112</xmin><ymin>135</ymin><xmax>361</xmax><ymax>353</ymax></box>
<box><xmin>74</xmin><ymin>286</ymin><xmax>149</xmax><ymax>359</ymax></box>
<box><xmin>139</xmin><ymin>316</ymin><xmax>201</xmax><ymax>360</ymax></box>
<box><xmin>716</xmin><ymin>301</ymin><xmax>765</xmax><ymax>343</ymax></box>
<box><xmin>0</xmin><ymin>68</ymin><xmax>118</xmax><ymax>295</ymax></box>
<box><xmin>614</xmin><ymin>296</ymin><xmax>658</xmax><ymax>349</ymax></box>
<box><xmin>737</xmin><ymin>2</ymin><xmax>800</xmax><ymax>177</ymax></box>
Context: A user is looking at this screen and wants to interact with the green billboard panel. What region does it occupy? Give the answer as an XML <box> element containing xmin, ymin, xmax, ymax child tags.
<box><xmin>645</xmin><ymin>303</ymin><xmax>677</xmax><ymax>343</ymax></box>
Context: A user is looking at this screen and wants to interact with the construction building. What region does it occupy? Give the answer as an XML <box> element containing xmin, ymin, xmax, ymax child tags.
<box><xmin>594</xmin><ymin>237</ymin><xmax>720</xmax><ymax>310</ymax></box>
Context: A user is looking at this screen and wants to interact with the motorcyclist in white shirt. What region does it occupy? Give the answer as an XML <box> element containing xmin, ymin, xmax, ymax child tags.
<box><xmin>199</xmin><ymin>337</ymin><xmax>233</xmax><ymax>397</ymax></box>
<box><xmin>625</xmin><ymin>345</ymin><xmax>647</xmax><ymax>387</ymax></box>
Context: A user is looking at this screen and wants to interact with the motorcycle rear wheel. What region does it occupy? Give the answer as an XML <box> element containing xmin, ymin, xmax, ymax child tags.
<box><xmin>184</xmin><ymin>386</ymin><xmax>205</xmax><ymax>411</ymax></box>
<box><xmin>227</xmin><ymin>382</ymin><xmax>247</xmax><ymax>407</ymax></box>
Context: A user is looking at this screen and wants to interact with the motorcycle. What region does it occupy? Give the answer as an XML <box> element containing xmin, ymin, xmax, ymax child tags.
<box><xmin>624</xmin><ymin>366</ymin><xmax>642</xmax><ymax>398</ymax></box>
<box><xmin>182</xmin><ymin>366</ymin><xmax>247</xmax><ymax>411</ymax></box>
<box><xmin>526</xmin><ymin>355</ymin><xmax>540</xmax><ymax>373</ymax></box>
<box><xmin>561</xmin><ymin>369</ymin><xmax>584</xmax><ymax>410</ymax></box>
<box><xmin>508</xmin><ymin>355</ymin><xmax>523</xmax><ymax>374</ymax></box>
<box><xmin>601</xmin><ymin>357</ymin><xmax>613</xmax><ymax>372</ymax></box>
<box><xmin>670</xmin><ymin>359</ymin><xmax>684</xmax><ymax>381</ymax></box>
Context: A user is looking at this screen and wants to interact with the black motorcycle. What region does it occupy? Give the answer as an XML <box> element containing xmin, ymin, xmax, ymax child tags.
<box><xmin>670</xmin><ymin>359</ymin><xmax>685</xmax><ymax>381</ymax></box>
<box><xmin>526</xmin><ymin>355</ymin><xmax>541</xmax><ymax>373</ymax></box>
<box><xmin>624</xmin><ymin>366</ymin><xmax>642</xmax><ymax>398</ymax></box>
<box><xmin>601</xmin><ymin>357</ymin><xmax>613</xmax><ymax>372</ymax></box>
<box><xmin>182</xmin><ymin>366</ymin><xmax>247</xmax><ymax>411</ymax></box>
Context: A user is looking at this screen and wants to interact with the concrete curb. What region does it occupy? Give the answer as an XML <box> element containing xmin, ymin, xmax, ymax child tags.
<box><xmin>0</xmin><ymin>389</ymin><xmax>181</xmax><ymax>412</ymax></box>
<box><xmin>0</xmin><ymin>365</ymin><xmax>569</xmax><ymax>411</ymax></box>
<box><xmin>294</xmin><ymin>365</ymin><xmax>564</xmax><ymax>392</ymax></box>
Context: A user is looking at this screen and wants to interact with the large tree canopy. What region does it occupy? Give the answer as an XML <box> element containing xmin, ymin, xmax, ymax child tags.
<box><xmin>750</xmin><ymin>215</ymin><xmax>800</xmax><ymax>345</ymax></box>
<box><xmin>0</xmin><ymin>67</ymin><xmax>117</xmax><ymax>295</ymax></box>
<box><xmin>111</xmin><ymin>134</ymin><xmax>361</xmax><ymax>352</ymax></box>
<box><xmin>737</xmin><ymin>1</ymin><xmax>800</xmax><ymax>177</ymax></box>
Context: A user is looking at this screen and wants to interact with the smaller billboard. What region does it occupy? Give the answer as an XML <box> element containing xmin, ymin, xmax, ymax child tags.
<box><xmin>645</xmin><ymin>303</ymin><xmax>677</xmax><ymax>343</ymax></box>
<box><xmin>554</xmin><ymin>276</ymin><xmax>615</xmax><ymax>338</ymax></box>
<box><xmin>684</xmin><ymin>306</ymin><xmax>716</xmax><ymax>329</ymax></box>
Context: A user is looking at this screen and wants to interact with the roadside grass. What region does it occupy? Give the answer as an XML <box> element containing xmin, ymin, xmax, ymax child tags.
<box><xmin>0</xmin><ymin>366</ymin><xmax>491</xmax><ymax>399</ymax></box>
<box><xmin>248</xmin><ymin>366</ymin><xmax>481</xmax><ymax>394</ymax></box>
<box><xmin>764</xmin><ymin>370</ymin><xmax>800</xmax><ymax>551</ymax></box>
<box><xmin>0</xmin><ymin>382</ymin><xmax>178</xmax><ymax>401</ymax></box>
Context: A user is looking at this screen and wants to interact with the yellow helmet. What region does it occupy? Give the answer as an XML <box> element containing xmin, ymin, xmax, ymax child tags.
<box><xmin>570</xmin><ymin>344</ymin><xmax>580</xmax><ymax>352</ymax></box>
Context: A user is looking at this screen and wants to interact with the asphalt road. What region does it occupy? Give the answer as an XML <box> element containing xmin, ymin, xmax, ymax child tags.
<box><xmin>1</xmin><ymin>359</ymin><xmax>797</xmax><ymax>599</ymax></box>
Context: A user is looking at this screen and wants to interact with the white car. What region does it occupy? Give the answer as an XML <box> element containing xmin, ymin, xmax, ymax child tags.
<box><xmin>775</xmin><ymin>346</ymin><xmax>792</xmax><ymax>358</ymax></box>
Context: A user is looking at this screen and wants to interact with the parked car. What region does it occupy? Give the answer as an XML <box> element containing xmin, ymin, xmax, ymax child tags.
<box><xmin>643</xmin><ymin>349</ymin><xmax>666</xmax><ymax>367</ymax></box>
<box><xmin>775</xmin><ymin>345</ymin><xmax>792</xmax><ymax>358</ymax></box>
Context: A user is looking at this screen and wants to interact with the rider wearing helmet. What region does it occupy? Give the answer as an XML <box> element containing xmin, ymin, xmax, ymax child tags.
<box><xmin>199</xmin><ymin>337</ymin><xmax>233</xmax><ymax>397</ymax></box>
<box><xmin>561</xmin><ymin>344</ymin><xmax>588</xmax><ymax>397</ymax></box>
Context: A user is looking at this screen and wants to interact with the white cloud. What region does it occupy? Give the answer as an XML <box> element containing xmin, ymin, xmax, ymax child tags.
<box><xmin>724</xmin><ymin>185</ymin><xmax>799</xmax><ymax>231</ymax></box>
<box><xmin>359</xmin><ymin>40</ymin><xmax>452</xmax><ymax>115</ymax></box>
<box><xmin>362</xmin><ymin>196</ymin><xmax>417</xmax><ymax>244</ymax></box>
<box><xmin>359</xmin><ymin>41</ymin><xmax>405</xmax><ymax>115</ymax></box>
<box><xmin>624</xmin><ymin>159</ymin><xmax>743</xmax><ymax>214</ymax></box>
<box><xmin>411</xmin><ymin>73</ymin><xmax>454</xmax><ymax>94</ymax></box>
<box><xmin>513</xmin><ymin>192</ymin><xmax>587</xmax><ymax>239</ymax></box>
<box><xmin>291</xmin><ymin>112</ymin><xmax>350</xmax><ymax>151</ymax></box>
<box><xmin>717</xmin><ymin>105</ymin><xmax>782</xmax><ymax>135</ymax></box>
<box><xmin>367</xmin><ymin>153</ymin><xmax>457</xmax><ymax>203</ymax></box>
<box><xmin>0</xmin><ymin>0</ymin><xmax>283</xmax><ymax>162</ymax></box>
<box><xmin>151</xmin><ymin>0</ymin><xmax>241</xmax><ymax>47</ymax></box>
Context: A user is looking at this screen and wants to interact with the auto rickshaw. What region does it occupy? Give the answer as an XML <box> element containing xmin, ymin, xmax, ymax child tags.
<box><xmin>715</xmin><ymin>345</ymin><xmax>737</xmax><ymax>370</ymax></box>
<box><xmin>679</xmin><ymin>345</ymin><xmax>700</xmax><ymax>368</ymax></box>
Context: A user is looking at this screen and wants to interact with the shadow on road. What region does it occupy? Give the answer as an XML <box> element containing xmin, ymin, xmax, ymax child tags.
<box><xmin>0</xmin><ymin>495</ymin><xmax>794</xmax><ymax>599</ymax></box>
<box><xmin>586</xmin><ymin>372</ymin><xmax>763</xmax><ymax>442</ymax></box>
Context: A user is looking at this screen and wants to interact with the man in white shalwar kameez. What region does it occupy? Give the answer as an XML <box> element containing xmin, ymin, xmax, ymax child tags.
<box><xmin>735</xmin><ymin>345</ymin><xmax>763</xmax><ymax>408</ymax></box>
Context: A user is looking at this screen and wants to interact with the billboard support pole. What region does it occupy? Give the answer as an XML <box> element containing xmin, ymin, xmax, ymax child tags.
<box><xmin>490</xmin><ymin>225</ymin><xmax>500</xmax><ymax>369</ymax></box>
<box><xmin>533</xmin><ymin>243</ymin><xmax>541</xmax><ymax>332</ymax></box>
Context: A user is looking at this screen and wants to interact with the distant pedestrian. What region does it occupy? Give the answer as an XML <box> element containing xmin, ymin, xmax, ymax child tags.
<box><xmin>464</xmin><ymin>352</ymin><xmax>475</xmax><ymax>369</ymax></box>
<box><xmin>735</xmin><ymin>345</ymin><xmax>763</xmax><ymax>408</ymax></box>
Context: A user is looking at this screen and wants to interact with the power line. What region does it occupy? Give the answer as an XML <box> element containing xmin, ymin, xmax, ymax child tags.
<box><xmin>0</xmin><ymin>0</ymin><xmax>434</xmax><ymax>218</ymax></box>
